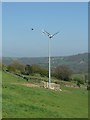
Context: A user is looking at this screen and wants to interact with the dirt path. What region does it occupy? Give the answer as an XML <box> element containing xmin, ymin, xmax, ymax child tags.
<box><xmin>11</xmin><ymin>82</ymin><xmax>40</xmax><ymax>88</ymax></box>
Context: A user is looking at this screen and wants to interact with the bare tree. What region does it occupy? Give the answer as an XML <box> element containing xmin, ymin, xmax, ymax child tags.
<box><xmin>55</xmin><ymin>65</ymin><xmax>73</xmax><ymax>81</ymax></box>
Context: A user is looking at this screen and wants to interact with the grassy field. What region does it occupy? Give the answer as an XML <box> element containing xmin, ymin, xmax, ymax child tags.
<box><xmin>0</xmin><ymin>71</ymin><xmax>2</xmax><ymax>119</ymax></box>
<box><xmin>2</xmin><ymin>71</ymin><xmax>88</xmax><ymax>118</ymax></box>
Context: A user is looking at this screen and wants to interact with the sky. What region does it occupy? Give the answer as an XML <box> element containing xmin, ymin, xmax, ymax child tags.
<box><xmin>2</xmin><ymin>2</ymin><xmax>88</xmax><ymax>57</ymax></box>
<box><xmin>1</xmin><ymin>0</ymin><xmax>89</xmax><ymax>2</ymax></box>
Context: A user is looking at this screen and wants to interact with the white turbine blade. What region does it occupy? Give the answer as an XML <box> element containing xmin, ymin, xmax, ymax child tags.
<box><xmin>52</xmin><ymin>31</ymin><xmax>59</xmax><ymax>37</ymax></box>
<box><xmin>44</xmin><ymin>30</ymin><xmax>51</xmax><ymax>36</ymax></box>
<box><xmin>42</xmin><ymin>29</ymin><xmax>46</xmax><ymax>35</ymax></box>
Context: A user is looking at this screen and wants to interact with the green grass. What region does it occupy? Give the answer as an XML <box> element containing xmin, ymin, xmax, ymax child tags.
<box><xmin>0</xmin><ymin>71</ymin><xmax>2</xmax><ymax>119</ymax></box>
<box><xmin>2</xmin><ymin>72</ymin><xmax>88</xmax><ymax>118</ymax></box>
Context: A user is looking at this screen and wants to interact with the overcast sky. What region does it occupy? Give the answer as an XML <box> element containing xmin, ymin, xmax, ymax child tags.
<box><xmin>2</xmin><ymin>2</ymin><xmax>88</xmax><ymax>57</ymax></box>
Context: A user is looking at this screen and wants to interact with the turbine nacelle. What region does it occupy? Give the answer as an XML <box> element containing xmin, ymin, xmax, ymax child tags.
<box><xmin>42</xmin><ymin>29</ymin><xmax>59</xmax><ymax>39</ymax></box>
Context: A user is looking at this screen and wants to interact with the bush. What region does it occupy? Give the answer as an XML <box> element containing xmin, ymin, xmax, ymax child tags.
<box><xmin>32</xmin><ymin>64</ymin><xmax>41</xmax><ymax>74</ymax></box>
<box><xmin>54</xmin><ymin>65</ymin><xmax>73</xmax><ymax>81</ymax></box>
<box><xmin>40</xmin><ymin>68</ymin><xmax>48</xmax><ymax>77</ymax></box>
<box><xmin>25</xmin><ymin>64</ymin><xmax>32</xmax><ymax>75</ymax></box>
<box><xmin>87</xmin><ymin>84</ymin><xmax>90</xmax><ymax>90</ymax></box>
<box><xmin>73</xmin><ymin>77</ymin><xmax>84</xmax><ymax>85</ymax></box>
<box><xmin>24</xmin><ymin>64</ymin><xmax>48</xmax><ymax>77</ymax></box>
<box><xmin>7</xmin><ymin>61</ymin><xmax>25</xmax><ymax>73</ymax></box>
<box><xmin>77</xmin><ymin>81</ymin><xmax>80</xmax><ymax>87</ymax></box>
<box><xmin>54</xmin><ymin>80</ymin><xmax>60</xmax><ymax>84</ymax></box>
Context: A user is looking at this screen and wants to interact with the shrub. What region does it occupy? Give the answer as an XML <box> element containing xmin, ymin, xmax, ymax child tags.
<box><xmin>73</xmin><ymin>77</ymin><xmax>84</xmax><ymax>85</ymax></box>
<box><xmin>77</xmin><ymin>81</ymin><xmax>80</xmax><ymax>87</ymax></box>
<box><xmin>25</xmin><ymin>64</ymin><xmax>32</xmax><ymax>75</ymax></box>
<box><xmin>7</xmin><ymin>61</ymin><xmax>25</xmax><ymax>73</ymax></box>
<box><xmin>54</xmin><ymin>65</ymin><xmax>73</xmax><ymax>81</ymax></box>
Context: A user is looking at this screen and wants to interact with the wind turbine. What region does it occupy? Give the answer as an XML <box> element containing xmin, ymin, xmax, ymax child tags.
<box><xmin>42</xmin><ymin>29</ymin><xmax>59</xmax><ymax>88</ymax></box>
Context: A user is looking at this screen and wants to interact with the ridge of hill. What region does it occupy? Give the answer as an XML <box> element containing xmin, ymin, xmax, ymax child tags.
<box><xmin>2</xmin><ymin>53</ymin><xmax>88</xmax><ymax>73</ymax></box>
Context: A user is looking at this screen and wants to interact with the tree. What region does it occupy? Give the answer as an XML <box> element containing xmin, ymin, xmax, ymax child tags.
<box><xmin>7</xmin><ymin>60</ymin><xmax>25</xmax><ymax>73</ymax></box>
<box><xmin>31</xmin><ymin>64</ymin><xmax>41</xmax><ymax>74</ymax></box>
<box><xmin>55</xmin><ymin>65</ymin><xmax>73</xmax><ymax>81</ymax></box>
<box><xmin>31</xmin><ymin>64</ymin><xmax>48</xmax><ymax>76</ymax></box>
<box><xmin>25</xmin><ymin>64</ymin><xmax>32</xmax><ymax>75</ymax></box>
<box><xmin>39</xmin><ymin>68</ymin><xmax>48</xmax><ymax>77</ymax></box>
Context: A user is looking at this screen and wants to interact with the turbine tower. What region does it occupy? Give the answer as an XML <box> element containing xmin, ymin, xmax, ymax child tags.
<box><xmin>42</xmin><ymin>29</ymin><xmax>59</xmax><ymax>88</ymax></box>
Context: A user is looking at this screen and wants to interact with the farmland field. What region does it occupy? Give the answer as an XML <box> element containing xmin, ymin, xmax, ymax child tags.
<box><xmin>2</xmin><ymin>71</ymin><xmax>88</xmax><ymax>118</ymax></box>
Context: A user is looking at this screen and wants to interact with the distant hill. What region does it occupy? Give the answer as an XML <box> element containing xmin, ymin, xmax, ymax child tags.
<box><xmin>2</xmin><ymin>53</ymin><xmax>88</xmax><ymax>73</ymax></box>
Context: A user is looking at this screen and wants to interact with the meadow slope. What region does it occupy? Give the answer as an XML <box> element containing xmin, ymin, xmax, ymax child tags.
<box><xmin>2</xmin><ymin>72</ymin><xmax>88</xmax><ymax>118</ymax></box>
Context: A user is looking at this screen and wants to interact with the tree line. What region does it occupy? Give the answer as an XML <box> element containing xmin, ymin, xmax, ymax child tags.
<box><xmin>2</xmin><ymin>60</ymin><xmax>88</xmax><ymax>86</ymax></box>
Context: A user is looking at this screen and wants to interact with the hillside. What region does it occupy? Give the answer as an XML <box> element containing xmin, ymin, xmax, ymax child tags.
<box><xmin>2</xmin><ymin>53</ymin><xmax>88</xmax><ymax>73</ymax></box>
<box><xmin>2</xmin><ymin>71</ymin><xmax>88</xmax><ymax>118</ymax></box>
